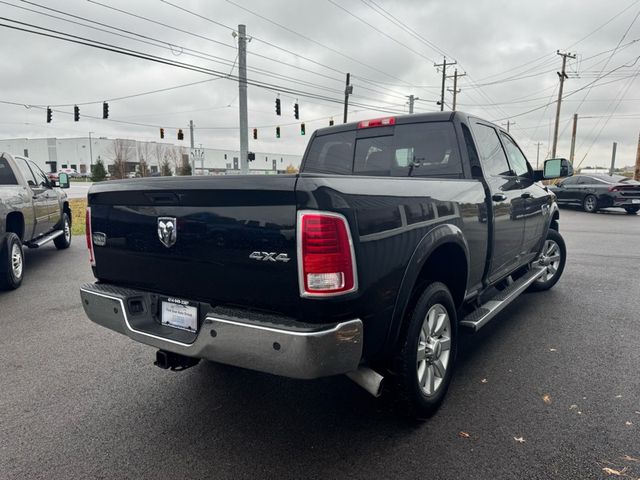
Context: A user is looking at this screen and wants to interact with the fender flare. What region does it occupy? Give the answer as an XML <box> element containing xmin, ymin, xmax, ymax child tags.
<box><xmin>385</xmin><ymin>223</ymin><xmax>470</xmax><ymax>355</ymax></box>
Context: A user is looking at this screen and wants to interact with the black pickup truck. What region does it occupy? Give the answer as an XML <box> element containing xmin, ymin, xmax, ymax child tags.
<box><xmin>1</xmin><ymin>153</ymin><xmax>72</xmax><ymax>290</ymax></box>
<box><xmin>80</xmin><ymin>111</ymin><xmax>572</xmax><ymax>417</ymax></box>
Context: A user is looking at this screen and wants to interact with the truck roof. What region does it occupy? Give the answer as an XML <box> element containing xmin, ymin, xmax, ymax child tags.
<box><xmin>313</xmin><ymin>111</ymin><xmax>480</xmax><ymax>136</ymax></box>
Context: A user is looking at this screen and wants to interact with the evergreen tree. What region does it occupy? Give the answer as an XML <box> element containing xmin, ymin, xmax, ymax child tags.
<box><xmin>91</xmin><ymin>158</ymin><xmax>107</xmax><ymax>182</ymax></box>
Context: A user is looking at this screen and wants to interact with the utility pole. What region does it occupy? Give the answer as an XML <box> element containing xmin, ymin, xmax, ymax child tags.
<box><xmin>536</xmin><ymin>142</ymin><xmax>541</xmax><ymax>169</ymax></box>
<box><xmin>343</xmin><ymin>73</ymin><xmax>352</xmax><ymax>123</ymax></box>
<box><xmin>635</xmin><ymin>131</ymin><xmax>640</xmax><ymax>181</ymax></box>
<box><xmin>435</xmin><ymin>57</ymin><xmax>456</xmax><ymax>111</ymax></box>
<box><xmin>88</xmin><ymin>131</ymin><xmax>94</xmax><ymax>174</ymax></box>
<box><xmin>569</xmin><ymin>113</ymin><xmax>578</xmax><ymax>165</ymax></box>
<box><xmin>237</xmin><ymin>24</ymin><xmax>249</xmax><ymax>175</ymax></box>
<box><xmin>446</xmin><ymin>69</ymin><xmax>465</xmax><ymax>111</ymax></box>
<box><xmin>551</xmin><ymin>50</ymin><xmax>576</xmax><ymax>158</ymax></box>
<box><xmin>609</xmin><ymin>142</ymin><xmax>617</xmax><ymax>175</ymax></box>
<box><xmin>407</xmin><ymin>95</ymin><xmax>418</xmax><ymax>114</ymax></box>
<box><xmin>502</xmin><ymin>120</ymin><xmax>515</xmax><ymax>132</ymax></box>
<box><xmin>189</xmin><ymin>120</ymin><xmax>195</xmax><ymax>175</ymax></box>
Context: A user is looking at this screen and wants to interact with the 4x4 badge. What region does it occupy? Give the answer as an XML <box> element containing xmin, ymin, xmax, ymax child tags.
<box><xmin>158</xmin><ymin>217</ymin><xmax>177</xmax><ymax>248</ymax></box>
<box><xmin>249</xmin><ymin>251</ymin><xmax>290</xmax><ymax>262</ymax></box>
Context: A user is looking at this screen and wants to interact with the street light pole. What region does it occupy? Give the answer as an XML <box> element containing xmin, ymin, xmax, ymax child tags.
<box><xmin>88</xmin><ymin>131</ymin><xmax>94</xmax><ymax>175</ymax></box>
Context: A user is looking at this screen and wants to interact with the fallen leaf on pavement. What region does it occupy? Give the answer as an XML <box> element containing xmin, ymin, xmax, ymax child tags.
<box><xmin>481</xmin><ymin>378</ymin><xmax>487</xmax><ymax>383</ymax></box>
<box><xmin>569</xmin><ymin>405</ymin><xmax>578</xmax><ymax>410</ymax></box>
<box><xmin>615</xmin><ymin>395</ymin><xmax>622</xmax><ymax>398</ymax></box>
<box><xmin>602</xmin><ymin>467</ymin><xmax>626</xmax><ymax>476</ymax></box>
<box><xmin>622</xmin><ymin>455</ymin><xmax>640</xmax><ymax>462</ymax></box>
<box><xmin>625</xmin><ymin>421</ymin><xmax>633</xmax><ymax>426</ymax></box>
<box><xmin>549</xmin><ymin>348</ymin><xmax>557</xmax><ymax>352</ymax></box>
<box><xmin>542</xmin><ymin>394</ymin><xmax>552</xmax><ymax>405</ymax></box>
<box><xmin>513</xmin><ymin>436</ymin><xmax>526</xmax><ymax>443</ymax></box>
<box><xmin>458</xmin><ymin>431</ymin><xmax>470</xmax><ymax>438</ymax></box>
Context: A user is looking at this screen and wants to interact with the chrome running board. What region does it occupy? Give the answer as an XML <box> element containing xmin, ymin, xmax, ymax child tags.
<box><xmin>460</xmin><ymin>267</ymin><xmax>546</xmax><ymax>332</ymax></box>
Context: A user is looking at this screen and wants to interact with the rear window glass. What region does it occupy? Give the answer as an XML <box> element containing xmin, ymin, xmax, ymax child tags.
<box><xmin>304</xmin><ymin>122</ymin><xmax>463</xmax><ymax>178</ymax></box>
<box><xmin>0</xmin><ymin>157</ymin><xmax>18</xmax><ymax>185</ymax></box>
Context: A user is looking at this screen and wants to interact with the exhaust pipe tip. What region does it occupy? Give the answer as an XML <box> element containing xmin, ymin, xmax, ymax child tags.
<box><xmin>346</xmin><ymin>367</ymin><xmax>384</xmax><ymax>397</ymax></box>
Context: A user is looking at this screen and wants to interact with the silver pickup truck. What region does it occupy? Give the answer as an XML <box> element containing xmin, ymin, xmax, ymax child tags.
<box><xmin>0</xmin><ymin>152</ymin><xmax>72</xmax><ymax>290</ymax></box>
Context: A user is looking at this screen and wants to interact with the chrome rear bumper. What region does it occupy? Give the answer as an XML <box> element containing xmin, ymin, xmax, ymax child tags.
<box><xmin>79</xmin><ymin>283</ymin><xmax>363</xmax><ymax>379</ymax></box>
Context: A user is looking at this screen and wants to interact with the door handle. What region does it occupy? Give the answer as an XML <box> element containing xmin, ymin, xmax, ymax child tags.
<box><xmin>492</xmin><ymin>193</ymin><xmax>507</xmax><ymax>202</ymax></box>
<box><xmin>520</xmin><ymin>192</ymin><xmax>532</xmax><ymax>199</ymax></box>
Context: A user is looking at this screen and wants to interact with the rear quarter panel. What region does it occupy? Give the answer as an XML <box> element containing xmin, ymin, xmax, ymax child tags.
<box><xmin>296</xmin><ymin>174</ymin><xmax>488</xmax><ymax>360</ymax></box>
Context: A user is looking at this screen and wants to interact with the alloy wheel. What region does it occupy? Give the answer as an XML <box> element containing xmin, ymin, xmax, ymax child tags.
<box><xmin>416</xmin><ymin>304</ymin><xmax>451</xmax><ymax>396</ymax></box>
<box><xmin>537</xmin><ymin>239</ymin><xmax>561</xmax><ymax>283</ymax></box>
<box><xmin>11</xmin><ymin>242</ymin><xmax>23</xmax><ymax>279</ymax></box>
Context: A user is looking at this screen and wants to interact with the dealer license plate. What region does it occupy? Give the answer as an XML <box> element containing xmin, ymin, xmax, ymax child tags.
<box><xmin>161</xmin><ymin>298</ymin><xmax>198</xmax><ymax>332</ymax></box>
<box><xmin>632</xmin><ymin>199</ymin><xmax>640</xmax><ymax>204</ymax></box>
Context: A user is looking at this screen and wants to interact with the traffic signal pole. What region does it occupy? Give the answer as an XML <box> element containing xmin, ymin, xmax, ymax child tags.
<box><xmin>237</xmin><ymin>24</ymin><xmax>249</xmax><ymax>175</ymax></box>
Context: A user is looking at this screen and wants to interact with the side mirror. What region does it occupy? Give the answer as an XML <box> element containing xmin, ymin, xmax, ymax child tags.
<box><xmin>543</xmin><ymin>158</ymin><xmax>573</xmax><ymax>179</ymax></box>
<box><xmin>58</xmin><ymin>172</ymin><xmax>70</xmax><ymax>188</ymax></box>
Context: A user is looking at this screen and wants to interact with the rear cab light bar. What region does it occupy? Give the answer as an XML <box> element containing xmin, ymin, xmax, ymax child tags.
<box><xmin>357</xmin><ymin>117</ymin><xmax>396</xmax><ymax>129</ymax></box>
<box><xmin>297</xmin><ymin>210</ymin><xmax>358</xmax><ymax>298</ymax></box>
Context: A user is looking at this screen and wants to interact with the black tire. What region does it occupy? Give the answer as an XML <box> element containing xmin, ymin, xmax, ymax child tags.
<box><xmin>53</xmin><ymin>212</ymin><xmax>72</xmax><ymax>250</ymax></box>
<box><xmin>583</xmin><ymin>194</ymin><xmax>598</xmax><ymax>213</ymax></box>
<box><xmin>528</xmin><ymin>229</ymin><xmax>566</xmax><ymax>292</ymax></box>
<box><xmin>624</xmin><ymin>207</ymin><xmax>639</xmax><ymax>215</ymax></box>
<box><xmin>391</xmin><ymin>282</ymin><xmax>457</xmax><ymax>419</ymax></box>
<box><xmin>0</xmin><ymin>233</ymin><xmax>24</xmax><ymax>290</ymax></box>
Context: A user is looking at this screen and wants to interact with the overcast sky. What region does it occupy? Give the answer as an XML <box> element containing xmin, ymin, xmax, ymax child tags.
<box><xmin>1</xmin><ymin>0</ymin><xmax>639</xmax><ymax>168</ymax></box>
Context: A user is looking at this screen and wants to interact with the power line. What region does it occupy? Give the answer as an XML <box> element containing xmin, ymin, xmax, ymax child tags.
<box><xmin>325</xmin><ymin>0</ymin><xmax>437</xmax><ymax>63</ymax></box>
<box><xmin>0</xmin><ymin>19</ymin><xmax>413</xmax><ymax>117</ymax></box>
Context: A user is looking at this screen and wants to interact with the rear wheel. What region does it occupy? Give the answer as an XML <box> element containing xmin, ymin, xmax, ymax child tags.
<box><xmin>583</xmin><ymin>194</ymin><xmax>598</xmax><ymax>213</ymax></box>
<box><xmin>528</xmin><ymin>229</ymin><xmax>566</xmax><ymax>292</ymax></box>
<box><xmin>0</xmin><ymin>233</ymin><xmax>24</xmax><ymax>290</ymax></box>
<box><xmin>392</xmin><ymin>282</ymin><xmax>457</xmax><ymax>419</ymax></box>
<box><xmin>624</xmin><ymin>206</ymin><xmax>639</xmax><ymax>215</ymax></box>
<box><xmin>54</xmin><ymin>212</ymin><xmax>72</xmax><ymax>250</ymax></box>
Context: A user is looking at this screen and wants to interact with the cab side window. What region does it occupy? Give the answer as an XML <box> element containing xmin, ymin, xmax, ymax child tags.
<box><xmin>471</xmin><ymin>123</ymin><xmax>511</xmax><ymax>176</ymax></box>
<box><xmin>500</xmin><ymin>132</ymin><xmax>530</xmax><ymax>178</ymax></box>
<box><xmin>15</xmin><ymin>158</ymin><xmax>38</xmax><ymax>187</ymax></box>
<box><xmin>28</xmin><ymin>160</ymin><xmax>50</xmax><ymax>188</ymax></box>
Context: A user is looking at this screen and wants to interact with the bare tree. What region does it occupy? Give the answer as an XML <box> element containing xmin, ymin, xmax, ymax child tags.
<box><xmin>153</xmin><ymin>143</ymin><xmax>166</xmax><ymax>172</ymax></box>
<box><xmin>108</xmin><ymin>139</ymin><xmax>132</xmax><ymax>179</ymax></box>
<box><xmin>138</xmin><ymin>142</ymin><xmax>153</xmax><ymax>177</ymax></box>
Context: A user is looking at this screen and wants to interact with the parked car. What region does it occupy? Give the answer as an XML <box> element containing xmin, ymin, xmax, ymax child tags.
<box><xmin>80</xmin><ymin>111</ymin><xmax>572</xmax><ymax>418</ymax></box>
<box><xmin>0</xmin><ymin>153</ymin><xmax>72</xmax><ymax>290</ymax></box>
<box><xmin>58</xmin><ymin>168</ymin><xmax>79</xmax><ymax>178</ymax></box>
<box><xmin>549</xmin><ymin>173</ymin><xmax>640</xmax><ymax>214</ymax></box>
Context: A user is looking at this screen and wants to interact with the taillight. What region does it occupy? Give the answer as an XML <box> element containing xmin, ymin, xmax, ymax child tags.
<box><xmin>298</xmin><ymin>211</ymin><xmax>357</xmax><ymax>297</ymax></box>
<box><xmin>86</xmin><ymin>207</ymin><xmax>95</xmax><ymax>266</ymax></box>
<box><xmin>357</xmin><ymin>117</ymin><xmax>396</xmax><ymax>129</ymax></box>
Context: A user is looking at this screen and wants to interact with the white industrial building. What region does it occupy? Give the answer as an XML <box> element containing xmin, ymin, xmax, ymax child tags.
<box><xmin>0</xmin><ymin>136</ymin><xmax>303</xmax><ymax>176</ymax></box>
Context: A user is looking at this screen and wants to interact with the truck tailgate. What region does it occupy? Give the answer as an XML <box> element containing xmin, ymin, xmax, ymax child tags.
<box><xmin>88</xmin><ymin>175</ymin><xmax>299</xmax><ymax>312</ymax></box>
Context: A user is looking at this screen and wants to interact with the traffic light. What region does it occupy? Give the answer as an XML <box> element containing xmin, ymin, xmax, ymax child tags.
<box><xmin>275</xmin><ymin>97</ymin><xmax>281</xmax><ymax>116</ymax></box>
<box><xmin>329</xmin><ymin>118</ymin><xmax>334</xmax><ymax>126</ymax></box>
<box><xmin>300</xmin><ymin>123</ymin><xmax>305</xmax><ymax>135</ymax></box>
<box><xmin>102</xmin><ymin>102</ymin><xmax>109</xmax><ymax>119</ymax></box>
<box><xmin>160</xmin><ymin>128</ymin><xmax>165</xmax><ymax>139</ymax></box>
<box><xmin>276</xmin><ymin>126</ymin><xmax>280</xmax><ymax>138</ymax></box>
<box><xmin>177</xmin><ymin>129</ymin><xmax>184</xmax><ymax>141</ymax></box>
<box><xmin>294</xmin><ymin>102</ymin><xmax>299</xmax><ymax>119</ymax></box>
<box><xmin>73</xmin><ymin>105</ymin><xmax>79</xmax><ymax>122</ymax></box>
<box><xmin>252</xmin><ymin>128</ymin><xmax>257</xmax><ymax>140</ymax></box>
<box><xmin>46</xmin><ymin>107</ymin><xmax>52</xmax><ymax>123</ymax></box>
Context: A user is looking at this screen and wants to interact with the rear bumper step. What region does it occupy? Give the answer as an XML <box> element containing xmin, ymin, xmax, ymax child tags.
<box><xmin>460</xmin><ymin>267</ymin><xmax>546</xmax><ymax>332</ymax></box>
<box><xmin>79</xmin><ymin>282</ymin><xmax>363</xmax><ymax>379</ymax></box>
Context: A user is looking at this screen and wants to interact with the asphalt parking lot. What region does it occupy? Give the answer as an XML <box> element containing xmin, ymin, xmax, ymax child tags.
<box><xmin>1</xmin><ymin>208</ymin><xmax>638</xmax><ymax>480</ymax></box>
